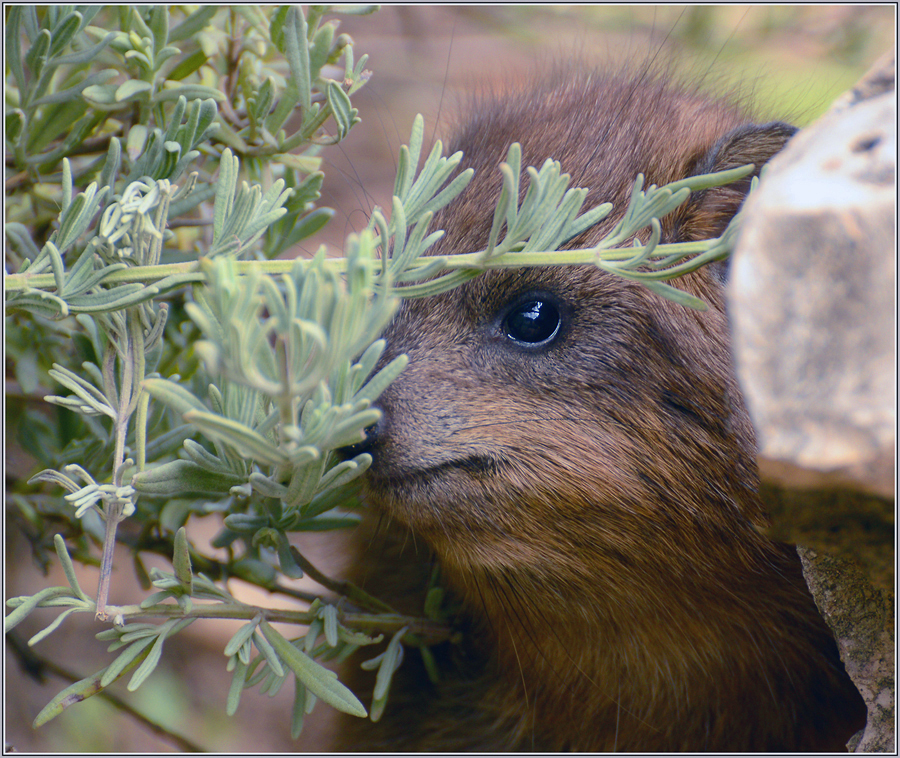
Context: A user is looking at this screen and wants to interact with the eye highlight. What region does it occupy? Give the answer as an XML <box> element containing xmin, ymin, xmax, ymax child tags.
<box><xmin>503</xmin><ymin>297</ymin><xmax>562</xmax><ymax>346</ymax></box>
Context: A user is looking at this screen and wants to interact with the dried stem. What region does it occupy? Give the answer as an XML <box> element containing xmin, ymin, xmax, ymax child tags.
<box><xmin>6</xmin><ymin>631</ymin><xmax>205</xmax><ymax>752</ymax></box>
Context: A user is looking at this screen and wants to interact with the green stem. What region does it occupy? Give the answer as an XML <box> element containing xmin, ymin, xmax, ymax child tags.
<box><xmin>97</xmin><ymin>311</ymin><xmax>142</xmax><ymax>621</ymax></box>
<box><xmin>95</xmin><ymin>502</ymin><xmax>122</xmax><ymax>622</ymax></box>
<box><xmin>289</xmin><ymin>545</ymin><xmax>397</xmax><ymax>615</ymax></box>
<box><xmin>5</xmin><ymin>239</ymin><xmax>719</xmax><ymax>293</ymax></box>
<box><xmin>103</xmin><ymin>602</ymin><xmax>451</xmax><ymax>644</ymax></box>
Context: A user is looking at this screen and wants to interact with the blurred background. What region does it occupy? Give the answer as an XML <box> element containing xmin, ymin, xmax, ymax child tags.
<box><xmin>6</xmin><ymin>5</ymin><xmax>894</xmax><ymax>753</ymax></box>
<box><xmin>301</xmin><ymin>5</ymin><xmax>895</xmax><ymax>256</ymax></box>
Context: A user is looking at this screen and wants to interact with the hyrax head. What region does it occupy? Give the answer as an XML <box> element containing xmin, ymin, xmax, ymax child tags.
<box><xmin>354</xmin><ymin>69</ymin><xmax>795</xmax><ymax>581</ymax></box>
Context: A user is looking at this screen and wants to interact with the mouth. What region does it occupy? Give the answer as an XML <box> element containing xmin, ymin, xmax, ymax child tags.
<box><xmin>366</xmin><ymin>454</ymin><xmax>501</xmax><ymax>488</ymax></box>
<box><xmin>361</xmin><ymin>453</ymin><xmax>513</xmax><ymax>543</ymax></box>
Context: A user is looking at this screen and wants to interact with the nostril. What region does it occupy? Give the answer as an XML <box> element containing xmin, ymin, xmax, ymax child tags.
<box><xmin>336</xmin><ymin>412</ymin><xmax>384</xmax><ymax>459</ymax></box>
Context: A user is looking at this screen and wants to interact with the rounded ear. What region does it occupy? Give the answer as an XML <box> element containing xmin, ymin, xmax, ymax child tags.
<box><xmin>694</xmin><ymin>121</ymin><xmax>798</xmax><ymax>177</ymax></box>
<box><xmin>671</xmin><ymin>121</ymin><xmax>798</xmax><ymax>281</ymax></box>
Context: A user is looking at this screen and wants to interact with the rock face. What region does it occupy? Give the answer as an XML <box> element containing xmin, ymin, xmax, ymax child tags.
<box><xmin>728</xmin><ymin>52</ymin><xmax>895</xmax><ymax>752</ymax></box>
<box><xmin>730</xmin><ymin>52</ymin><xmax>895</xmax><ymax>499</ymax></box>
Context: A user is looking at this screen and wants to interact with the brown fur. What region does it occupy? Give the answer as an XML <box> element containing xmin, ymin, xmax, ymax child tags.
<box><xmin>333</xmin><ymin>68</ymin><xmax>866</xmax><ymax>751</ymax></box>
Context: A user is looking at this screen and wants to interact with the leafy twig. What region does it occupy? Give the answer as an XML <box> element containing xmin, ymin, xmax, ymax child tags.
<box><xmin>288</xmin><ymin>546</ymin><xmax>397</xmax><ymax>615</ymax></box>
<box><xmin>6</xmin><ymin>631</ymin><xmax>204</xmax><ymax>752</ymax></box>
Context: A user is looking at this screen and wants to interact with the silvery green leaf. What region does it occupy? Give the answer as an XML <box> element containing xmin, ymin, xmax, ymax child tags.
<box><xmin>49</xmin><ymin>31</ymin><xmax>116</xmax><ymax>66</ymax></box>
<box><xmin>148</xmin><ymin>5</ymin><xmax>168</xmax><ymax>54</ymax></box>
<box><xmin>271</xmin><ymin>207</ymin><xmax>333</xmax><ymax>255</ymax></box>
<box><xmin>54</xmin><ymin>534</ymin><xmax>90</xmax><ymax>602</ymax></box>
<box><xmin>634</xmin><ymin>280</ymin><xmax>707</xmax><ymax>311</ymax></box>
<box><xmin>217</xmin><ymin>184</ymin><xmax>256</xmax><ymax>243</ymax></box>
<box><xmin>80</xmin><ymin>82</ymin><xmax>120</xmax><ymax>108</ymax></box>
<box><xmin>213</xmin><ymin>149</ymin><xmax>238</xmax><ymax>241</ymax></box>
<box><xmin>22</xmin><ymin>5</ymin><xmax>38</xmax><ymax>42</ymax></box>
<box><xmin>347</xmin><ymin>339</ymin><xmax>385</xmax><ymax>393</ymax></box>
<box><xmin>47</xmin><ymin>240</ymin><xmax>65</xmax><ymax>292</ymax></box>
<box><xmin>293</xmin><ymin>513</ymin><xmax>360</xmax><ymax>531</ymax></box>
<box><xmin>6</xmin><ymin>8</ymin><xmax>26</xmax><ymax>93</ymax></box>
<box><xmin>283</xmin><ymin>7</ymin><xmax>311</xmax><ymax>112</ymax></box>
<box><xmin>322</xmin><ymin>605</ymin><xmax>338</xmax><ymax>647</ymax></box>
<box><xmin>158</xmin><ymin>140</ymin><xmax>182</xmax><ymax>178</ymax></box>
<box><xmin>239</xmin><ymin>204</ymin><xmax>290</xmax><ymax>246</ymax></box>
<box><xmin>226</xmin><ymin>656</ymin><xmax>249</xmax><ymax>716</ymax></box>
<box><xmin>27</xmin><ymin>606</ymin><xmax>84</xmax><ymax>647</ymax></box>
<box><xmin>260</xmin><ymin>666</ymin><xmax>289</xmax><ymax>697</ymax></box>
<box><xmin>253</xmin><ymin>626</ymin><xmax>285</xmax><ymax>678</ymax></box>
<box><xmin>259</xmin><ymin>621</ymin><xmax>367</xmax><ymax>718</ymax></box>
<box><xmin>33</xmin><ymin>654</ymin><xmax>149</xmax><ymax>729</ymax></box>
<box><xmin>353</xmin><ymin>354</ymin><xmax>407</xmax><ymax>407</ymax></box>
<box><xmin>115</xmin><ymin>80</ymin><xmax>153</xmax><ymax>103</ymax></box>
<box><xmin>98</xmin><ymin>137</ymin><xmax>121</xmax><ymax>193</ymax></box>
<box><xmin>304</xmin><ymin>616</ymin><xmax>324</xmax><ymax>654</ymax></box>
<box><xmin>393</xmin><ymin>255</ymin><xmax>447</xmax><ymax>284</ymax></box>
<box><xmin>168</xmin><ymin>183</ymin><xmax>216</xmax><ymax>219</ymax></box>
<box><xmin>139</xmin><ymin>589</ymin><xmax>175</xmax><ymax>608</ymax></box>
<box><xmin>248</xmin><ymin>472</ymin><xmax>288</xmax><ymax>499</ymax></box>
<box><xmin>123</xmin><ymin>124</ymin><xmax>148</xmax><ymax>164</ymax></box>
<box><xmin>59</xmin><ymin>249</ymin><xmax>112</xmax><ymax>298</ymax></box>
<box><xmin>522</xmin><ymin>188</ymin><xmax>586</xmax><ymax>254</ymax></box>
<box><xmin>25</xmin><ymin>29</ymin><xmax>51</xmax><ymax>81</ymax></box>
<box><xmin>331</xmin><ymin>4</ymin><xmax>379</xmax><ymax>15</ymax></box>
<box><xmin>153</xmin><ymin>84</ymin><xmax>226</xmax><ymax>104</ymax></box>
<box><xmin>31</xmin><ymin>68</ymin><xmax>118</xmax><ymax>106</ymax></box>
<box><xmin>402</xmin><ymin>142</ymin><xmax>454</xmax><ymax>219</ymax></box>
<box><xmin>48</xmin><ymin>10</ymin><xmax>83</xmax><ymax>58</ymax></box>
<box><xmin>47</xmin><ymin>364</ymin><xmax>116</xmax><ymax>418</ymax></box>
<box><xmin>307</xmin><ymin>22</ymin><xmax>334</xmax><ymax>76</ymax></box>
<box><xmin>176</xmin><ymin>97</ymin><xmax>201</xmax><ymax>148</ymax></box>
<box><xmin>154</xmin><ymin>46</ymin><xmax>181</xmax><ymax>72</ymax></box>
<box><xmin>291</xmin><ymin>679</ymin><xmax>308</xmax><ymax>738</ymax></box>
<box><xmin>55</xmin><ymin>182</ymin><xmax>106</xmax><ymax>253</ymax></box>
<box><xmin>326</xmin><ymin>80</ymin><xmax>357</xmax><ymax>141</ymax></box>
<box><xmin>222</xmin><ymin>513</ymin><xmax>268</xmax><ymax>533</ymax></box>
<box><xmin>127</xmin><ymin>617</ymin><xmax>194</xmax><ymax>691</ymax></box>
<box><xmin>4</xmin><ymin>587</ymin><xmax>74</xmax><ymax>634</ymax></box>
<box><xmin>132</xmin><ymin>459</ymin><xmax>244</xmax><ymax>498</ymax></box>
<box><xmin>498</xmin><ymin>145</ymin><xmax>521</xmax><ymax>237</ymax></box>
<box><xmin>394</xmin><ymin>114</ymin><xmax>424</xmax><ymax>200</ymax></box>
<box><xmin>416</xmin><ymin>168</ymin><xmax>474</xmax><ymax>220</ymax></box>
<box><xmin>315</xmin><ymin>455</ymin><xmax>371</xmax><ymax>495</ymax></box>
<box><xmin>168</xmin><ymin>5</ymin><xmax>219</xmax><ymax>42</ymax></box>
<box><xmin>224</xmin><ymin>618</ymin><xmax>261</xmax><ymax>658</ymax></box>
<box><xmin>100</xmin><ymin>636</ymin><xmax>156</xmax><ymax>687</ymax></box>
<box><xmin>172</xmin><ymin>527</ymin><xmax>192</xmax><ymax>591</ymax></box>
<box><xmin>5</xmin><ymin>223</ymin><xmax>42</xmax><ymax>261</ymax></box>
<box><xmin>182</xmin><ymin>439</ymin><xmax>229</xmax><ymax>472</ymax></box>
<box><xmin>562</xmin><ymin>201</ymin><xmax>613</xmax><ymax>244</ymax></box>
<box><xmin>283</xmin><ymin>457</ymin><xmax>325</xmax><ymax>509</ymax></box>
<box><xmin>66</xmin><ymin>283</ymin><xmax>156</xmax><ymax>313</ymax></box>
<box><xmin>142</xmin><ymin>377</ymin><xmax>207</xmax><ymax>416</ymax></box>
<box><xmin>183</xmin><ymin>410</ymin><xmax>289</xmax><ymax>467</ymax></box>
<box><xmin>5</xmin><ymin>289</ymin><xmax>70</xmax><ymax>318</ymax></box>
<box><xmin>276</xmin><ymin>532</ymin><xmax>303</xmax><ymax>579</ymax></box>
<box><xmin>370</xmin><ymin>626</ymin><xmax>406</xmax><ymax>721</ymax></box>
<box><xmin>251</xmin><ymin>77</ymin><xmax>275</xmax><ymax>123</ymax></box>
<box><xmin>396</xmin><ymin>269</ymin><xmax>480</xmax><ymax>299</ymax></box>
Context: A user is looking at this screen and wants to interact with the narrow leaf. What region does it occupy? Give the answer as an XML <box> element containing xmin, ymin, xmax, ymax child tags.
<box><xmin>33</xmin><ymin>650</ymin><xmax>150</xmax><ymax>728</ymax></box>
<box><xmin>259</xmin><ymin>621</ymin><xmax>367</xmax><ymax>717</ymax></box>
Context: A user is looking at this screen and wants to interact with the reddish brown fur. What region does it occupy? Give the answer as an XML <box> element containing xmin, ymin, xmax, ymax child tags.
<box><xmin>332</xmin><ymin>68</ymin><xmax>866</xmax><ymax>751</ymax></box>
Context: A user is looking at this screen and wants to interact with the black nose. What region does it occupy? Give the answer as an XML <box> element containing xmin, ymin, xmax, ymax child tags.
<box><xmin>336</xmin><ymin>412</ymin><xmax>384</xmax><ymax>459</ymax></box>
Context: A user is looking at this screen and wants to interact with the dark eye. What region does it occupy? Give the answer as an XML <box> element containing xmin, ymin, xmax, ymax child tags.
<box><xmin>503</xmin><ymin>298</ymin><xmax>561</xmax><ymax>346</ymax></box>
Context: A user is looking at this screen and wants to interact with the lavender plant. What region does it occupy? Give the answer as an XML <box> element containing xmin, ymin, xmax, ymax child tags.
<box><xmin>5</xmin><ymin>5</ymin><xmax>757</xmax><ymax>747</ymax></box>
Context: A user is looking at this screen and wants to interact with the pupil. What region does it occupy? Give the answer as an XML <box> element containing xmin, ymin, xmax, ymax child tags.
<box><xmin>506</xmin><ymin>300</ymin><xmax>560</xmax><ymax>345</ymax></box>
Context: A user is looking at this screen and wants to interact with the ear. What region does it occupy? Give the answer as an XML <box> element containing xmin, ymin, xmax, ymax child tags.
<box><xmin>670</xmin><ymin>121</ymin><xmax>797</xmax><ymax>281</ymax></box>
<box><xmin>683</xmin><ymin>121</ymin><xmax>798</xmax><ymax>240</ymax></box>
